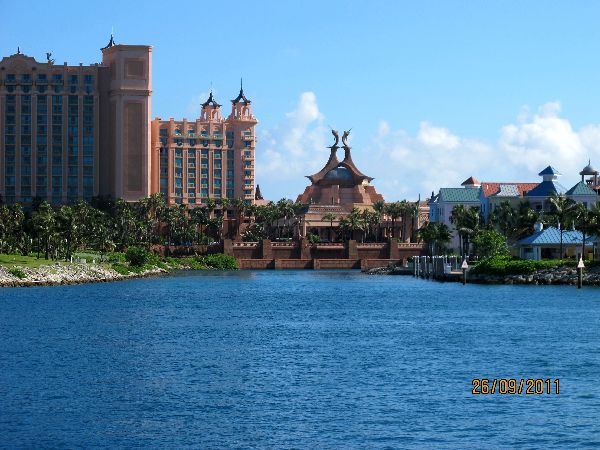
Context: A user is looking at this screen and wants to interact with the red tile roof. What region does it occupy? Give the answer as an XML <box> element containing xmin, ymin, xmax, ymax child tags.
<box><xmin>461</xmin><ymin>176</ymin><xmax>480</xmax><ymax>186</ymax></box>
<box><xmin>480</xmin><ymin>182</ymin><xmax>539</xmax><ymax>198</ymax></box>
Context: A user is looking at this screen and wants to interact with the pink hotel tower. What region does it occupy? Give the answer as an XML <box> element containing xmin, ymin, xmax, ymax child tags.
<box><xmin>0</xmin><ymin>37</ymin><xmax>257</xmax><ymax>206</ymax></box>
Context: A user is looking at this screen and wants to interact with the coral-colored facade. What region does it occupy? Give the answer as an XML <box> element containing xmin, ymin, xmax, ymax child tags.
<box><xmin>150</xmin><ymin>86</ymin><xmax>257</xmax><ymax>205</ymax></box>
<box><xmin>0</xmin><ymin>38</ymin><xmax>258</xmax><ymax>207</ymax></box>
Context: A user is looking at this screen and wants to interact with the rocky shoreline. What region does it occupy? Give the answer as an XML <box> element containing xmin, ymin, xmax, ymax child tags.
<box><xmin>366</xmin><ymin>264</ymin><xmax>600</xmax><ymax>286</ymax></box>
<box><xmin>0</xmin><ymin>263</ymin><xmax>167</xmax><ymax>288</ymax></box>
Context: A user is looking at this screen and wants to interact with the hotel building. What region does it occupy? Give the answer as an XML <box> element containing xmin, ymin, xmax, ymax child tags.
<box><xmin>0</xmin><ymin>37</ymin><xmax>256</xmax><ymax>206</ymax></box>
<box><xmin>150</xmin><ymin>84</ymin><xmax>257</xmax><ymax>205</ymax></box>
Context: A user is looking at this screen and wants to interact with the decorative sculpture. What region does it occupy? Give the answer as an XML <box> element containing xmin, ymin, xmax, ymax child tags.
<box><xmin>342</xmin><ymin>129</ymin><xmax>352</xmax><ymax>147</ymax></box>
<box><xmin>330</xmin><ymin>129</ymin><xmax>339</xmax><ymax>148</ymax></box>
<box><xmin>46</xmin><ymin>52</ymin><xmax>55</xmax><ymax>65</ymax></box>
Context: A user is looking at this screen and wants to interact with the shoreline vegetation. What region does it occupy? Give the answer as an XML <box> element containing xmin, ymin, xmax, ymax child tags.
<box><xmin>366</xmin><ymin>255</ymin><xmax>600</xmax><ymax>286</ymax></box>
<box><xmin>0</xmin><ymin>249</ymin><xmax>238</xmax><ymax>288</ymax></box>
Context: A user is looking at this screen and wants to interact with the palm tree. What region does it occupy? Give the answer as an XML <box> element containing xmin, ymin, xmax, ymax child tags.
<box><xmin>548</xmin><ymin>193</ymin><xmax>578</xmax><ymax>259</ymax></box>
<box><xmin>450</xmin><ymin>205</ymin><xmax>481</xmax><ymax>258</ymax></box>
<box><xmin>32</xmin><ymin>201</ymin><xmax>56</xmax><ymax>259</ymax></box>
<box><xmin>418</xmin><ymin>222</ymin><xmax>452</xmax><ymax>256</ymax></box>
<box><xmin>322</xmin><ymin>212</ymin><xmax>337</xmax><ymax>242</ymax></box>
<box><xmin>385</xmin><ymin>202</ymin><xmax>403</xmax><ymax>238</ymax></box>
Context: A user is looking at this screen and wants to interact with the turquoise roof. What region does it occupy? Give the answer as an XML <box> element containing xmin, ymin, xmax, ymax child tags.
<box><xmin>517</xmin><ymin>226</ymin><xmax>596</xmax><ymax>246</ymax></box>
<box><xmin>538</xmin><ymin>166</ymin><xmax>561</xmax><ymax>176</ymax></box>
<box><xmin>565</xmin><ymin>181</ymin><xmax>598</xmax><ymax>196</ymax></box>
<box><xmin>526</xmin><ymin>180</ymin><xmax>567</xmax><ymax>197</ymax></box>
<box><xmin>438</xmin><ymin>188</ymin><xmax>481</xmax><ymax>203</ymax></box>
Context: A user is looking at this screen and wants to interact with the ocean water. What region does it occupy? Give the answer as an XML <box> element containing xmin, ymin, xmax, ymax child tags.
<box><xmin>1</xmin><ymin>271</ymin><xmax>599</xmax><ymax>449</ymax></box>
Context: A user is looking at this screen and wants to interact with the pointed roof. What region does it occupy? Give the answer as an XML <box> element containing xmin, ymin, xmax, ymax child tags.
<box><xmin>101</xmin><ymin>34</ymin><xmax>116</xmax><ymax>50</ymax></box>
<box><xmin>231</xmin><ymin>79</ymin><xmax>251</xmax><ymax>104</ymax></box>
<box><xmin>565</xmin><ymin>180</ymin><xmax>598</xmax><ymax>196</ymax></box>
<box><xmin>202</xmin><ymin>91</ymin><xmax>221</xmax><ymax>108</ymax></box>
<box><xmin>461</xmin><ymin>176</ymin><xmax>480</xmax><ymax>186</ymax></box>
<box><xmin>255</xmin><ymin>184</ymin><xmax>263</xmax><ymax>200</ymax></box>
<box><xmin>306</xmin><ymin>130</ymin><xmax>373</xmax><ymax>185</ymax></box>
<box><xmin>580</xmin><ymin>160</ymin><xmax>598</xmax><ymax>176</ymax></box>
<box><xmin>526</xmin><ymin>180</ymin><xmax>567</xmax><ymax>197</ymax></box>
<box><xmin>538</xmin><ymin>166</ymin><xmax>561</xmax><ymax>176</ymax></box>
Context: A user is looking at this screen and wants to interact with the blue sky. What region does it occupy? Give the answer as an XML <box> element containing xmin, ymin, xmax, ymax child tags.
<box><xmin>3</xmin><ymin>0</ymin><xmax>600</xmax><ymax>201</ymax></box>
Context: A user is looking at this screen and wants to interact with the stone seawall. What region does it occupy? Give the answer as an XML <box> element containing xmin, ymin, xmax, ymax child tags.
<box><xmin>367</xmin><ymin>264</ymin><xmax>600</xmax><ymax>286</ymax></box>
<box><xmin>0</xmin><ymin>264</ymin><xmax>166</xmax><ymax>288</ymax></box>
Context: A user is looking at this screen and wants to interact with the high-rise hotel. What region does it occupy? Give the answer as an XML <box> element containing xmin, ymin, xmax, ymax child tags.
<box><xmin>0</xmin><ymin>37</ymin><xmax>257</xmax><ymax>206</ymax></box>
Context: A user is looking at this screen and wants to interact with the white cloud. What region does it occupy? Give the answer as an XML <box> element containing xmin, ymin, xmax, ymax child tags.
<box><xmin>256</xmin><ymin>92</ymin><xmax>329</xmax><ymax>199</ymax></box>
<box><xmin>362</xmin><ymin>101</ymin><xmax>600</xmax><ymax>200</ymax></box>
<box><xmin>256</xmin><ymin>96</ymin><xmax>600</xmax><ymax>202</ymax></box>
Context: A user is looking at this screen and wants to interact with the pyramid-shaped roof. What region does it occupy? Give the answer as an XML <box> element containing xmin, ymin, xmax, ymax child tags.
<box><xmin>565</xmin><ymin>181</ymin><xmax>598</xmax><ymax>196</ymax></box>
<box><xmin>538</xmin><ymin>166</ymin><xmax>561</xmax><ymax>176</ymax></box>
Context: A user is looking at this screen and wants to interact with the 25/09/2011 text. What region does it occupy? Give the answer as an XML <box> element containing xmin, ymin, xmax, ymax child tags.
<box><xmin>471</xmin><ymin>379</ymin><xmax>559</xmax><ymax>395</ymax></box>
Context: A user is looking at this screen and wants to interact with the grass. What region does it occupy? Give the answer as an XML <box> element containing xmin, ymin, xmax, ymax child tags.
<box><xmin>0</xmin><ymin>253</ymin><xmax>60</xmax><ymax>269</ymax></box>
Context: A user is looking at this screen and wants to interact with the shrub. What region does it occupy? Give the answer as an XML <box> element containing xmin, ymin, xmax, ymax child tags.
<box><xmin>194</xmin><ymin>253</ymin><xmax>238</xmax><ymax>270</ymax></box>
<box><xmin>471</xmin><ymin>255</ymin><xmax>577</xmax><ymax>276</ymax></box>
<box><xmin>111</xmin><ymin>262</ymin><xmax>130</xmax><ymax>275</ymax></box>
<box><xmin>8</xmin><ymin>267</ymin><xmax>26</xmax><ymax>279</ymax></box>
<box><xmin>307</xmin><ymin>232</ymin><xmax>321</xmax><ymax>244</ymax></box>
<box><xmin>125</xmin><ymin>247</ymin><xmax>157</xmax><ymax>267</ymax></box>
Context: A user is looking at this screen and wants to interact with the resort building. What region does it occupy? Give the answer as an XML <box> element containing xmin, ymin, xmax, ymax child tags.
<box><xmin>429</xmin><ymin>163</ymin><xmax>599</xmax><ymax>253</ymax></box>
<box><xmin>0</xmin><ymin>38</ymin><xmax>152</xmax><ymax>206</ymax></box>
<box><xmin>0</xmin><ymin>37</ymin><xmax>259</xmax><ymax>207</ymax></box>
<box><xmin>517</xmin><ymin>225</ymin><xmax>596</xmax><ymax>260</ymax></box>
<box><xmin>150</xmin><ymin>84</ymin><xmax>257</xmax><ymax>205</ymax></box>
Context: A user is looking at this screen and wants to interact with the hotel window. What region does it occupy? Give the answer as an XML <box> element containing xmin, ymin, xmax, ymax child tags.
<box><xmin>69</xmin><ymin>75</ymin><xmax>78</xmax><ymax>85</ymax></box>
<box><xmin>244</xmin><ymin>161</ymin><xmax>252</xmax><ymax>167</ymax></box>
<box><xmin>213</xmin><ymin>170</ymin><xmax>221</xmax><ymax>178</ymax></box>
<box><xmin>175</xmin><ymin>189</ymin><xmax>182</xmax><ymax>197</ymax></box>
<box><xmin>201</xmin><ymin>189</ymin><xmax>208</xmax><ymax>197</ymax></box>
<box><xmin>226</xmin><ymin>179</ymin><xmax>234</xmax><ymax>188</ymax></box>
<box><xmin>214</xmin><ymin>151</ymin><xmax>221</xmax><ymax>159</ymax></box>
<box><xmin>244</xmin><ymin>150</ymin><xmax>252</xmax><ymax>157</ymax></box>
<box><xmin>214</xmin><ymin>161</ymin><xmax>222</xmax><ymax>169</ymax></box>
<box><xmin>84</xmin><ymin>75</ymin><xmax>94</xmax><ymax>84</ymax></box>
<box><xmin>159</xmin><ymin>128</ymin><xmax>167</xmax><ymax>136</ymax></box>
<box><xmin>244</xmin><ymin>180</ymin><xmax>252</xmax><ymax>185</ymax></box>
<box><xmin>201</xmin><ymin>169</ymin><xmax>208</xmax><ymax>176</ymax></box>
<box><xmin>227</xmin><ymin>170</ymin><xmax>234</xmax><ymax>178</ymax></box>
<box><xmin>174</xmin><ymin>129</ymin><xmax>182</xmax><ymax>136</ymax></box>
<box><xmin>214</xmin><ymin>189</ymin><xmax>222</xmax><ymax>198</ymax></box>
<box><xmin>226</xmin><ymin>189</ymin><xmax>234</xmax><ymax>199</ymax></box>
<box><xmin>188</xmin><ymin>129</ymin><xmax>195</xmax><ymax>136</ymax></box>
<box><xmin>188</xmin><ymin>139</ymin><xmax>196</xmax><ymax>147</ymax></box>
<box><xmin>175</xmin><ymin>149</ymin><xmax>183</xmax><ymax>157</ymax></box>
<box><xmin>188</xmin><ymin>149</ymin><xmax>195</xmax><ymax>158</ymax></box>
<box><xmin>201</xmin><ymin>149</ymin><xmax>208</xmax><ymax>157</ymax></box>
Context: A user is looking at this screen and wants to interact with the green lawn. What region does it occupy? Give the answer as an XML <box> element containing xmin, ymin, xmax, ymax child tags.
<box><xmin>0</xmin><ymin>253</ymin><xmax>63</xmax><ymax>268</ymax></box>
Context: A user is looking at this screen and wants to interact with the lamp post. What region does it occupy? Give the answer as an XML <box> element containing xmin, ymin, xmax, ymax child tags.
<box><xmin>577</xmin><ymin>257</ymin><xmax>585</xmax><ymax>289</ymax></box>
<box><xmin>461</xmin><ymin>258</ymin><xmax>469</xmax><ymax>285</ymax></box>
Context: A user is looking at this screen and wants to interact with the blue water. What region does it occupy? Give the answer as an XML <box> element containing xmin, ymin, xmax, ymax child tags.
<box><xmin>1</xmin><ymin>271</ymin><xmax>599</xmax><ymax>449</ymax></box>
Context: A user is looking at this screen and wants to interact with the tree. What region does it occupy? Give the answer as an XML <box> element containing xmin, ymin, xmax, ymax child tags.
<box><xmin>322</xmin><ymin>212</ymin><xmax>337</xmax><ymax>242</ymax></box>
<box><xmin>547</xmin><ymin>193</ymin><xmax>578</xmax><ymax>259</ymax></box>
<box><xmin>450</xmin><ymin>205</ymin><xmax>481</xmax><ymax>257</ymax></box>
<box><xmin>472</xmin><ymin>229</ymin><xmax>509</xmax><ymax>259</ymax></box>
<box><xmin>418</xmin><ymin>222</ymin><xmax>451</xmax><ymax>256</ymax></box>
<box><xmin>32</xmin><ymin>202</ymin><xmax>56</xmax><ymax>259</ymax></box>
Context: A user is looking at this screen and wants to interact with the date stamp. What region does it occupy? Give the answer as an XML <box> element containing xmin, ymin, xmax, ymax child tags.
<box><xmin>471</xmin><ymin>378</ymin><xmax>560</xmax><ymax>395</ymax></box>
